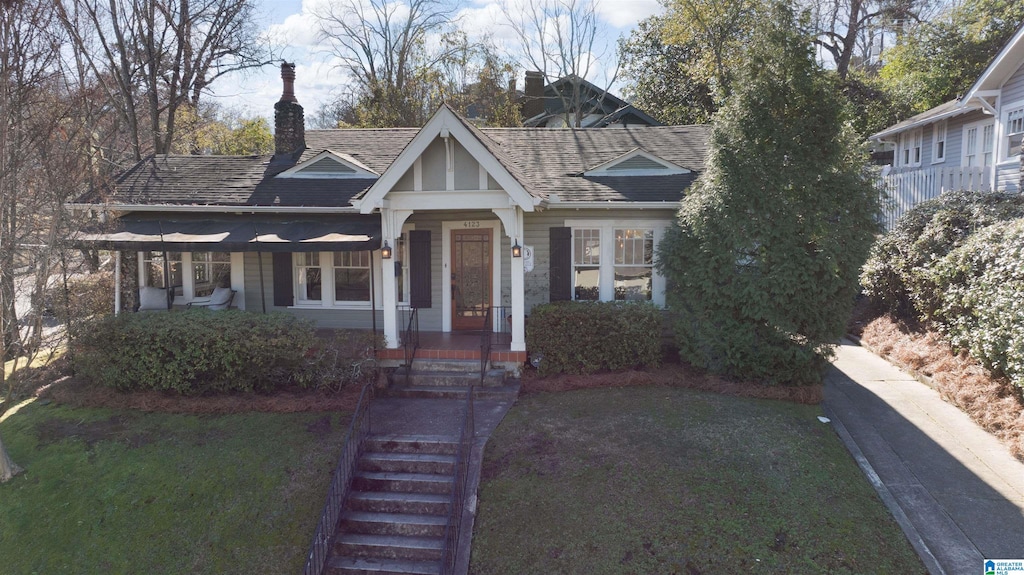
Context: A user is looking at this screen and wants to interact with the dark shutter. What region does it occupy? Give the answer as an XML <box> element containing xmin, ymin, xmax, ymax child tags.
<box><xmin>549</xmin><ymin>227</ymin><xmax>572</xmax><ymax>302</ymax></box>
<box><xmin>409</xmin><ymin>230</ymin><xmax>432</xmax><ymax>308</ymax></box>
<box><xmin>272</xmin><ymin>252</ymin><xmax>293</xmax><ymax>307</ymax></box>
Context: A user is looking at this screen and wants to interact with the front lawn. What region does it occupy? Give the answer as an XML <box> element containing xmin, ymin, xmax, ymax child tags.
<box><xmin>471</xmin><ymin>387</ymin><xmax>924</xmax><ymax>574</ymax></box>
<box><xmin>0</xmin><ymin>402</ymin><xmax>346</xmax><ymax>574</ymax></box>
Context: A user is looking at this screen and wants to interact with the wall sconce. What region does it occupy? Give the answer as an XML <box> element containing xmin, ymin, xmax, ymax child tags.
<box><xmin>381</xmin><ymin>240</ymin><xmax>393</xmax><ymax>259</ymax></box>
<box><xmin>512</xmin><ymin>240</ymin><xmax>522</xmax><ymax>258</ymax></box>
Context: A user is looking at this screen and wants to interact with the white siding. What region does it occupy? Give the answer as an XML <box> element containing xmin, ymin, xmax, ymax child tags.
<box><xmin>997</xmin><ymin>62</ymin><xmax>1024</xmax><ymax>192</ymax></box>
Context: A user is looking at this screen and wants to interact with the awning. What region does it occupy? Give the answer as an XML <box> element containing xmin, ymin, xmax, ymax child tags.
<box><xmin>73</xmin><ymin>216</ymin><xmax>381</xmax><ymax>252</ymax></box>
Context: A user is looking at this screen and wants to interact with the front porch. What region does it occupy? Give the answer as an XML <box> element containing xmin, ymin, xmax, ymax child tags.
<box><xmin>376</xmin><ymin>331</ymin><xmax>527</xmax><ymax>365</ymax></box>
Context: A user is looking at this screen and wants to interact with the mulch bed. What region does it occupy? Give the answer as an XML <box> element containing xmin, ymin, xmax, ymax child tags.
<box><xmin>852</xmin><ymin>301</ymin><xmax>1024</xmax><ymax>461</ymax></box>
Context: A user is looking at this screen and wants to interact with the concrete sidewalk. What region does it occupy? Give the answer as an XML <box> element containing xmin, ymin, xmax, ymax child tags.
<box><xmin>825</xmin><ymin>340</ymin><xmax>1024</xmax><ymax>575</ymax></box>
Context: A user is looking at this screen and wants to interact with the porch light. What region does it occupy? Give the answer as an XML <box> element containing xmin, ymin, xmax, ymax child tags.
<box><xmin>512</xmin><ymin>240</ymin><xmax>522</xmax><ymax>258</ymax></box>
<box><xmin>381</xmin><ymin>240</ymin><xmax>393</xmax><ymax>259</ymax></box>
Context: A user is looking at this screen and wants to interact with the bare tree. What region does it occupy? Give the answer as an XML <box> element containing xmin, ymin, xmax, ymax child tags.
<box><xmin>501</xmin><ymin>0</ymin><xmax>617</xmax><ymax>127</ymax></box>
<box><xmin>55</xmin><ymin>0</ymin><xmax>272</xmax><ymax>159</ymax></box>
<box><xmin>312</xmin><ymin>0</ymin><xmax>462</xmax><ymax>127</ymax></box>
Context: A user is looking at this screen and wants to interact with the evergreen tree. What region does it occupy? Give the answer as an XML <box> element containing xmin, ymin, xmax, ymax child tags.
<box><xmin>657</xmin><ymin>2</ymin><xmax>879</xmax><ymax>385</ymax></box>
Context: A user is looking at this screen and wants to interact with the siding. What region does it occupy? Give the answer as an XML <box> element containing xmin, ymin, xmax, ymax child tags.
<box><xmin>998</xmin><ymin>62</ymin><xmax>1024</xmax><ymax>192</ymax></box>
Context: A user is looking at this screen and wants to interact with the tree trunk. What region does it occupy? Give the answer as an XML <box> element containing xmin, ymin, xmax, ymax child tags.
<box><xmin>0</xmin><ymin>432</ymin><xmax>22</xmax><ymax>483</ymax></box>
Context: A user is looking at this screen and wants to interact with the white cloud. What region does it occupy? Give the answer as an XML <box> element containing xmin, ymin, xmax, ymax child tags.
<box><xmin>594</xmin><ymin>0</ymin><xmax>661</xmax><ymax>29</ymax></box>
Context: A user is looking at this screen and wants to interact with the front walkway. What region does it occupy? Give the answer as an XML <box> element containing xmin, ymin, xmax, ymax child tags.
<box><xmin>368</xmin><ymin>393</ymin><xmax>517</xmax><ymax>575</ymax></box>
<box><xmin>824</xmin><ymin>339</ymin><xmax>1024</xmax><ymax>575</ymax></box>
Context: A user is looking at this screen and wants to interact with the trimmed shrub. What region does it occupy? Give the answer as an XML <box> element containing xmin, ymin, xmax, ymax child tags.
<box><xmin>861</xmin><ymin>190</ymin><xmax>1024</xmax><ymax>321</ymax></box>
<box><xmin>525</xmin><ymin>301</ymin><xmax>662</xmax><ymax>376</ymax></box>
<box><xmin>929</xmin><ymin>219</ymin><xmax>1024</xmax><ymax>390</ymax></box>
<box><xmin>75</xmin><ymin>310</ymin><xmax>320</xmax><ymax>394</ymax></box>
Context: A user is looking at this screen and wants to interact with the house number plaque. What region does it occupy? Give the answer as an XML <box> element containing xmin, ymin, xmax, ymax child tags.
<box><xmin>462</xmin><ymin>221</ymin><xmax>481</xmax><ymax>228</ymax></box>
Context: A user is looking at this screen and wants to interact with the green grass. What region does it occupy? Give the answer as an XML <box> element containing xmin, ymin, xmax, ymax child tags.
<box><xmin>0</xmin><ymin>402</ymin><xmax>347</xmax><ymax>575</ymax></box>
<box><xmin>471</xmin><ymin>387</ymin><xmax>924</xmax><ymax>574</ymax></box>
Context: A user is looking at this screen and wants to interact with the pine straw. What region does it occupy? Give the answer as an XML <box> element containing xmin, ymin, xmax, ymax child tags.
<box><xmin>37</xmin><ymin>374</ymin><xmax>375</xmax><ymax>414</ymax></box>
<box><xmin>860</xmin><ymin>314</ymin><xmax>1024</xmax><ymax>461</ymax></box>
<box><xmin>521</xmin><ymin>363</ymin><xmax>823</xmax><ymax>405</ymax></box>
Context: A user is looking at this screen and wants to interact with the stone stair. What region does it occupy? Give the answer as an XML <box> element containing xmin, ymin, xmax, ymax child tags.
<box><xmin>387</xmin><ymin>359</ymin><xmax>516</xmax><ymax>399</ymax></box>
<box><xmin>325</xmin><ymin>435</ymin><xmax>459</xmax><ymax>575</ymax></box>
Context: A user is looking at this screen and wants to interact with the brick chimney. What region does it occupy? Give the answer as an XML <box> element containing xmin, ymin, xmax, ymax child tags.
<box><xmin>523</xmin><ymin>71</ymin><xmax>545</xmax><ymax>120</ymax></box>
<box><xmin>274</xmin><ymin>62</ymin><xmax>305</xmax><ymax>159</ymax></box>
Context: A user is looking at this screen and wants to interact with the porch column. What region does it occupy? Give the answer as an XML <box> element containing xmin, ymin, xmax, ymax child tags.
<box><xmin>494</xmin><ymin>206</ymin><xmax>526</xmax><ymax>352</ymax></box>
<box><xmin>381</xmin><ymin>209</ymin><xmax>413</xmax><ymax>349</ymax></box>
<box><xmin>114</xmin><ymin>251</ymin><xmax>122</xmax><ymax>315</ymax></box>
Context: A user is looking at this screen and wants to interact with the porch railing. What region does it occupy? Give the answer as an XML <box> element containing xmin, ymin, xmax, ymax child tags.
<box><xmin>479</xmin><ymin>306</ymin><xmax>493</xmax><ymax>385</ymax></box>
<box><xmin>877</xmin><ymin>165</ymin><xmax>991</xmax><ymax>229</ymax></box>
<box><xmin>441</xmin><ymin>355</ymin><xmax>475</xmax><ymax>575</ymax></box>
<box><xmin>301</xmin><ymin>380</ymin><xmax>374</xmax><ymax>575</ymax></box>
<box><xmin>401</xmin><ymin>306</ymin><xmax>420</xmax><ymax>367</ymax></box>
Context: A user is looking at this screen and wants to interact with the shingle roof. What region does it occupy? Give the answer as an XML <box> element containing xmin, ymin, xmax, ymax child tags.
<box><xmin>79</xmin><ymin>121</ymin><xmax>710</xmax><ymax>207</ymax></box>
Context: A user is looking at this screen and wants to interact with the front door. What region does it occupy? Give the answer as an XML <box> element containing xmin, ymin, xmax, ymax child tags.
<box><xmin>451</xmin><ymin>228</ymin><xmax>492</xmax><ymax>331</ymax></box>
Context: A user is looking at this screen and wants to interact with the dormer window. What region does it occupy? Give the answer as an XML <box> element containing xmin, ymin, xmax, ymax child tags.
<box><xmin>584</xmin><ymin>148</ymin><xmax>690</xmax><ymax>176</ymax></box>
<box><xmin>277</xmin><ymin>150</ymin><xmax>379</xmax><ymax>179</ymax></box>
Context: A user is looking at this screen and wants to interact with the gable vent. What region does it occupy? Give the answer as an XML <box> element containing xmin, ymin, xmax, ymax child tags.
<box><xmin>607</xmin><ymin>156</ymin><xmax>667</xmax><ymax>171</ymax></box>
<box><xmin>301</xmin><ymin>157</ymin><xmax>356</xmax><ymax>174</ymax></box>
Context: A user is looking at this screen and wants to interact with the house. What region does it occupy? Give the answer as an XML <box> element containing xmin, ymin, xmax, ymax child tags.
<box><xmin>871</xmin><ymin>24</ymin><xmax>1024</xmax><ymax>227</ymax></box>
<box><xmin>70</xmin><ymin>63</ymin><xmax>708</xmax><ymax>370</ymax></box>
<box><xmin>521</xmin><ymin>71</ymin><xmax>663</xmax><ymax>128</ymax></box>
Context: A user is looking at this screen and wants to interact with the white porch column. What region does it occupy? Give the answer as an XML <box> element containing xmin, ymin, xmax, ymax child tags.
<box><xmin>380</xmin><ymin>209</ymin><xmax>413</xmax><ymax>349</ymax></box>
<box><xmin>494</xmin><ymin>206</ymin><xmax>526</xmax><ymax>352</ymax></box>
<box><xmin>114</xmin><ymin>251</ymin><xmax>122</xmax><ymax>315</ymax></box>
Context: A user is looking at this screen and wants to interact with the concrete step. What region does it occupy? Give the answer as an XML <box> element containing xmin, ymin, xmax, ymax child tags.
<box><xmin>386</xmin><ymin>384</ymin><xmax>520</xmax><ymax>400</ymax></box>
<box><xmin>339</xmin><ymin>510</ymin><xmax>448</xmax><ymax>537</ymax></box>
<box><xmin>406</xmin><ymin>358</ymin><xmax>481</xmax><ymax>373</ymax></box>
<box><xmin>334</xmin><ymin>533</ymin><xmax>445</xmax><ymax>562</ymax></box>
<box><xmin>390</xmin><ymin>367</ymin><xmax>505</xmax><ymax>388</ymax></box>
<box><xmin>364</xmin><ymin>435</ymin><xmax>459</xmax><ymax>456</ymax></box>
<box><xmin>326</xmin><ymin>556</ymin><xmax>441</xmax><ymax>575</ymax></box>
<box><xmin>352</xmin><ymin>471</ymin><xmax>454</xmax><ymax>495</ymax></box>
<box><xmin>347</xmin><ymin>491</ymin><xmax>450</xmax><ymax>515</ymax></box>
<box><xmin>360</xmin><ymin>452</ymin><xmax>457</xmax><ymax>475</ymax></box>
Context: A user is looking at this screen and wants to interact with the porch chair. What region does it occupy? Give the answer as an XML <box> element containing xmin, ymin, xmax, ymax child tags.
<box><xmin>137</xmin><ymin>286</ymin><xmax>170</xmax><ymax>312</ymax></box>
<box><xmin>187</xmin><ymin>287</ymin><xmax>235</xmax><ymax>311</ymax></box>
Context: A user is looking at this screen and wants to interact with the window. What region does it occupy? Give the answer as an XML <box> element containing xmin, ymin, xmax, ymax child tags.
<box><xmin>963</xmin><ymin>121</ymin><xmax>995</xmax><ymax>167</ymax></box>
<box><xmin>295</xmin><ymin>252</ymin><xmax>322</xmax><ymax>303</ymax></box>
<box><xmin>333</xmin><ymin>251</ymin><xmax>371</xmax><ymax>302</ymax></box>
<box><xmin>572</xmin><ymin>228</ymin><xmax>601</xmax><ymax>300</ymax></box>
<box><xmin>192</xmin><ymin>252</ymin><xmax>231</xmax><ymax>297</ymax></box>
<box><xmin>395</xmin><ymin>229</ymin><xmax>413</xmax><ymax>304</ymax></box>
<box><xmin>613</xmin><ymin>229</ymin><xmax>653</xmax><ymax>301</ymax></box>
<box><xmin>1005</xmin><ymin>104</ymin><xmax>1024</xmax><ymax>158</ymax></box>
<box><xmin>932</xmin><ymin>122</ymin><xmax>946</xmax><ymax>163</ymax></box>
<box><xmin>142</xmin><ymin>251</ymin><xmax>183</xmax><ymax>298</ymax></box>
<box><xmin>900</xmin><ymin>129</ymin><xmax>922</xmax><ymax>167</ymax></box>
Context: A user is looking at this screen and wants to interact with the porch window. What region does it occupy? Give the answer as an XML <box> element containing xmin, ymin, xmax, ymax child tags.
<box><xmin>964</xmin><ymin>121</ymin><xmax>995</xmax><ymax>167</ymax></box>
<box><xmin>932</xmin><ymin>122</ymin><xmax>946</xmax><ymax>163</ymax></box>
<box><xmin>142</xmin><ymin>251</ymin><xmax>183</xmax><ymax>298</ymax></box>
<box><xmin>572</xmin><ymin>228</ymin><xmax>601</xmax><ymax>301</ymax></box>
<box><xmin>1005</xmin><ymin>104</ymin><xmax>1024</xmax><ymax>158</ymax></box>
<box><xmin>613</xmin><ymin>228</ymin><xmax>653</xmax><ymax>301</ymax></box>
<box><xmin>333</xmin><ymin>251</ymin><xmax>371</xmax><ymax>302</ymax></box>
<box><xmin>295</xmin><ymin>252</ymin><xmax>322</xmax><ymax>303</ymax></box>
<box><xmin>192</xmin><ymin>252</ymin><xmax>231</xmax><ymax>297</ymax></box>
<box><xmin>900</xmin><ymin>129</ymin><xmax>922</xmax><ymax>167</ymax></box>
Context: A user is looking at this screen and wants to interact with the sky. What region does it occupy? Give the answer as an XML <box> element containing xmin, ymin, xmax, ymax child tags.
<box><xmin>207</xmin><ymin>0</ymin><xmax>664</xmax><ymax>120</ymax></box>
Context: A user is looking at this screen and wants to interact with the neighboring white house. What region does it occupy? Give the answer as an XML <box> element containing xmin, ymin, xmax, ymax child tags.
<box><xmin>871</xmin><ymin>23</ymin><xmax>1024</xmax><ymax>228</ymax></box>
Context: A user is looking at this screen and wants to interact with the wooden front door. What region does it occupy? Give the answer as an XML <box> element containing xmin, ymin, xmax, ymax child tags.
<box><xmin>451</xmin><ymin>228</ymin><xmax>492</xmax><ymax>331</ymax></box>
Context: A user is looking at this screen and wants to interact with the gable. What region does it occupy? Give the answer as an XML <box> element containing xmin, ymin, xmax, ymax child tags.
<box><xmin>584</xmin><ymin>148</ymin><xmax>690</xmax><ymax>176</ymax></box>
<box><xmin>276</xmin><ymin>150</ymin><xmax>379</xmax><ymax>179</ymax></box>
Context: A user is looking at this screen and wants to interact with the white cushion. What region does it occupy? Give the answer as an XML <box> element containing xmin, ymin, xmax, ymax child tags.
<box><xmin>207</xmin><ymin>287</ymin><xmax>233</xmax><ymax>310</ymax></box>
<box><xmin>138</xmin><ymin>287</ymin><xmax>168</xmax><ymax>311</ymax></box>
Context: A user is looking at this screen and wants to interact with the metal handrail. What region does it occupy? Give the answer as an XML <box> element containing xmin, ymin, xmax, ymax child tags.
<box><xmin>301</xmin><ymin>381</ymin><xmax>374</xmax><ymax>575</ymax></box>
<box><xmin>479</xmin><ymin>306</ymin><xmax>493</xmax><ymax>385</ymax></box>
<box><xmin>403</xmin><ymin>306</ymin><xmax>420</xmax><ymax>368</ymax></box>
<box><xmin>441</xmin><ymin>360</ymin><xmax>475</xmax><ymax>574</ymax></box>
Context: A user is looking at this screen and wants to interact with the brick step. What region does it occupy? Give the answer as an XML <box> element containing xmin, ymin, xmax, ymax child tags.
<box><xmin>390</xmin><ymin>367</ymin><xmax>505</xmax><ymax>388</ymax></box>
<box><xmin>352</xmin><ymin>471</ymin><xmax>454</xmax><ymax>494</ymax></box>
<box><xmin>360</xmin><ymin>452</ymin><xmax>457</xmax><ymax>475</ymax></box>
<box><xmin>334</xmin><ymin>533</ymin><xmax>445</xmax><ymax>562</ymax></box>
<box><xmin>326</xmin><ymin>556</ymin><xmax>441</xmax><ymax>575</ymax></box>
<box><xmin>347</xmin><ymin>491</ymin><xmax>450</xmax><ymax>515</ymax></box>
<box><xmin>363</xmin><ymin>435</ymin><xmax>459</xmax><ymax>456</ymax></box>
<box><xmin>385</xmin><ymin>384</ymin><xmax>519</xmax><ymax>400</ymax></box>
<box><xmin>340</xmin><ymin>510</ymin><xmax>448</xmax><ymax>537</ymax></box>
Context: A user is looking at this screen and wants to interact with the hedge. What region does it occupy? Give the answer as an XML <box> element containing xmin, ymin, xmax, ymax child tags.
<box><xmin>929</xmin><ymin>219</ymin><xmax>1024</xmax><ymax>390</ymax></box>
<box><xmin>74</xmin><ymin>310</ymin><xmax>323</xmax><ymax>394</ymax></box>
<box><xmin>861</xmin><ymin>190</ymin><xmax>1024</xmax><ymax>321</ymax></box>
<box><xmin>525</xmin><ymin>301</ymin><xmax>662</xmax><ymax>376</ymax></box>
